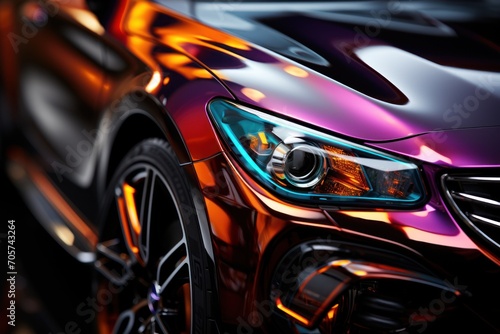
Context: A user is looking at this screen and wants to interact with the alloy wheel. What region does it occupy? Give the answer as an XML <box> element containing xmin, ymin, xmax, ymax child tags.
<box><xmin>93</xmin><ymin>139</ymin><xmax>211</xmax><ymax>334</ymax></box>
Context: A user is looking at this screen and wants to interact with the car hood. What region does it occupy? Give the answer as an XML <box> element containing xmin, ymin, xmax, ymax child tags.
<box><xmin>193</xmin><ymin>1</ymin><xmax>500</xmax><ymax>142</ymax></box>
<box><xmin>370</xmin><ymin>126</ymin><xmax>500</xmax><ymax>167</ymax></box>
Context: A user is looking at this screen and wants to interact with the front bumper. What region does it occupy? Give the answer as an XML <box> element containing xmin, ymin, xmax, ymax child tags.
<box><xmin>190</xmin><ymin>151</ymin><xmax>500</xmax><ymax>333</ymax></box>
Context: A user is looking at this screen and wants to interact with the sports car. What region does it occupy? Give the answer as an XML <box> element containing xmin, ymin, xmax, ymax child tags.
<box><xmin>1</xmin><ymin>0</ymin><xmax>500</xmax><ymax>333</ymax></box>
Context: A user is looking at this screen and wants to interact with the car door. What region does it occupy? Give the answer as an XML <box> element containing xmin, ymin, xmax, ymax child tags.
<box><xmin>12</xmin><ymin>0</ymin><xmax>107</xmax><ymax>215</ymax></box>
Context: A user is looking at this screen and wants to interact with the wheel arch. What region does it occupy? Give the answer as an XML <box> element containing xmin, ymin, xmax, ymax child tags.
<box><xmin>95</xmin><ymin>89</ymin><xmax>219</xmax><ymax>282</ymax></box>
<box><xmin>97</xmin><ymin>92</ymin><xmax>191</xmax><ymax>197</ymax></box>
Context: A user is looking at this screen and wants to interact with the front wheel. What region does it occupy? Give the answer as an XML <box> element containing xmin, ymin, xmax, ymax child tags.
<box><xmin>94</xmin><ymin>139</ymin><xmax>216</xmax><ymax>334</ymax></box>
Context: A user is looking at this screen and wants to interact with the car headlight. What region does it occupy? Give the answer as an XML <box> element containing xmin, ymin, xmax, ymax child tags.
<box><xmin>208</xmin><ymin>99</ymin><xmax>426</xmax><ymax>208</ymax></box>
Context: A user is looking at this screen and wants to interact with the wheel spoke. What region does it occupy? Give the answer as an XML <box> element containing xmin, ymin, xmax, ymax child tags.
<box><xmin>154</xmin><ymin>314</ymin><xmax>172</xmax><ymax>334</ymax></box>
<box><xmin>137</xmin><ymin>313</ymin><xmax>173</xmax><ymax>334</ymax></box>
<box><xmin>157</xmin><ymin>239</ymin><xmax>189</xmax><ymax>293</ymax></box>
<box><xmin>112</xmin><ymin>300</ymin><xmax>149</xmax><ymax>334</ymax></box>
<box><xmin>139</xmin><ymin>168</ymin><xmax>155</xmax><ymax>265</ymax></box>
<box><xmin>160</xmin><ymin>257</ymin><xmax>189</xmax><ymax>294</ymax></box>
<box><xmin>95</xmin><ymin>239</ymin><xmax>134</xmax><ymax>286</ymax></box>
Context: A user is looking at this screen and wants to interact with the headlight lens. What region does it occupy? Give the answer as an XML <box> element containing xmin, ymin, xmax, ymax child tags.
<box><xmin>208</xmin><ymin>99</ymin><xmax>426</xmax><ymax>207</ymax></box>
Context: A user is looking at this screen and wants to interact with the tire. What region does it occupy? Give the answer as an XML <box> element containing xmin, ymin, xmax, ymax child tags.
<box><xmin>94</xmin><ymin>139</ymin><xmax>216</xmax><ymax>334</ymax></box>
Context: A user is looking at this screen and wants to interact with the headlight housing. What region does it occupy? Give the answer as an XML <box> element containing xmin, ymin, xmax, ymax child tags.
<box><xmin>208</xmin><ymin>99</ymin><xmax>426</xmax><ymax>208</ymax></box>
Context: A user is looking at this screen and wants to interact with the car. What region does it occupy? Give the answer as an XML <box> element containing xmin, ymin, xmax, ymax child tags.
<box><xmin>1</xmin><ymin>0</ymin><xmax>500</xmax><ymax>333</ymax></box>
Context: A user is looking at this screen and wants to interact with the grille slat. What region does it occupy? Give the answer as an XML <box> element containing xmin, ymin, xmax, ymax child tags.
<box><xmin>446</xmin><ymin>176</ymin><xmax>500</xmax><ymax>183</ymax></box>
<box><xmin>451</xmin><ymin>191</ymin><xmax>500</xmax><ymax>208</ymax></box>
<box><xmin>469</xmin><ymin>214</ymin><xmax>500</xmax><ymax>229</ymax></box>
<box><xmin>442</xmin><ymin>173</ymin><xmax>500</xmax><ymax>258</ymax></box>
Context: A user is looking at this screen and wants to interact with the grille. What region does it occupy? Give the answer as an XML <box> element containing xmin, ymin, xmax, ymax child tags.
<box><xmin>442</xmin><ymin>174</ymin><xmax>500</xmax><ymax>257</ymax></box>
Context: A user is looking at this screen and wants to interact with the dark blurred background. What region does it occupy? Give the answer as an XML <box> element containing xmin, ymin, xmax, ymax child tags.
<box><xmin>1</xmin><ymin>170</ymin><xmax>94</xmax><ymax>334</ymax></box>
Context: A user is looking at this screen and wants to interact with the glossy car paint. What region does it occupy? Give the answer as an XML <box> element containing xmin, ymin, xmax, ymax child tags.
<box><xmin>1</xmin><ymin>0</ymin><xmax>500</xmax><ymax>332</ymax></box>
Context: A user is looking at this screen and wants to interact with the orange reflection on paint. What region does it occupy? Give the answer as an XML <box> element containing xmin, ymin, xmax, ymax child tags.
<box><xmin>204</xmin><ymin>198</ymin><xmax>238</xmax><ymax>245</ymax></box>
<box><xmin>125</xmin><ymin>1</ymin><xmax>155</xmax><ymax>33</ymax></box>
<box><xmin>80</xmin><ymin>67</ymin><xmax>101</xmax><ymax>86</ymax></box>
<box><xmin>145</xmin><ymin>70</ymin><xmax>162</xmax><ymax>93</ymax></box>
<box><xmin>194</xmin><ymin>161</ymin><xmax>217</xmax><ymax>189</ymax></box>
<box><xmin>241</xmin><ymin>88</ymin><xmax>266</xmax><ymax>102</ymax></box>
<box><xmin>123</xmin><ymin>183</ymin><xmax>141</xmax><ymax>235</ymax></box>
<box><xmin>331</xmin><ymin>259</ymin><xmax>351</xmax><ymax>267</ymax></box>
<box><xmin>9</xmin><ymin>149</ymin><xmax>97</xmax><ymax>246</ymax></box>
<box><xmin>127</xmin><ymin>1</ymin><xmax>250</xmax><ymax>56</ymax></box>
<box><xmin>353</xmin><ymin>270</ymin><xmax>367</xmax><ymax>276</ymax></box>
<box><xmin>341</xmin><ymin>211</ymin><xmax>392</xmax><ymax>224</ymax></box>
<box><xmin>284</xmin><ymin>65</ymin><xmax>309</xmax><ymax>78</ymax></box>
<box><xmin>417</xmin><ymin>145</ymin><xmax>452</xmax><ymax>164</ymax></box>
<box><xmin>327</xmin><ymin>304</ymin><xmax>339</xmax><ymax>320</ymax></box>
<box><xmin>156</xmin><ymin>53</ymin><xmax>212</xmax><ymax>80</ymax></box>
<box><xmin>276</xmin><ymin>298</ymin><xmax>310</xmax><ymax>326</ymax></box>
<box><xmin>124</xmin><ymin>1</ymin><xmax>256</xmax><ymax>82</ymax></box>
<box><xmin>157</xmin><ymin>53</ymin><xmax>189</xmax><ymax>68</ymax></box>
<box><xmin>117</xmin><ymin>196</ymin><xmax>139</xmax><ymax>254</ymax></box>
